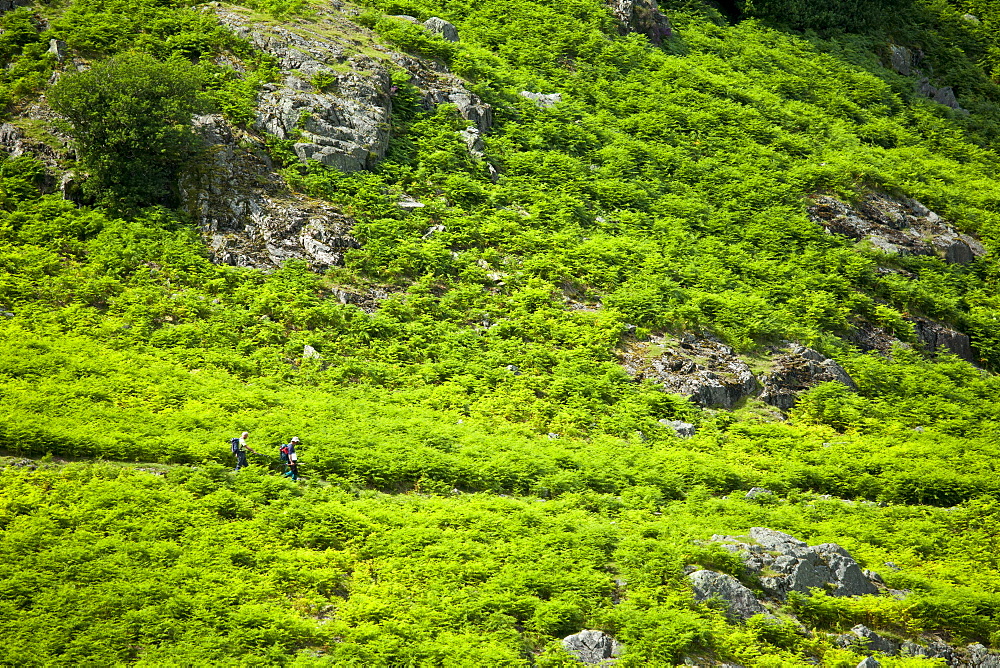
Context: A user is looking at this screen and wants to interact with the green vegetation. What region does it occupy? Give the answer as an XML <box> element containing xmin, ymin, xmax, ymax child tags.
<box><xmin>49</xmin><ymin>53</ymin><xmax>208</xmax><ymax>208</ymax></box>
<box><xmin>2</xmin><ymin>0</ymin><xmax>1000</xmax><ymax>663</ymax></box>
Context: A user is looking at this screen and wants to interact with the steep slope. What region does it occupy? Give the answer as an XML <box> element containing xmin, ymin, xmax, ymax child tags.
<box><xmin>3</xmin><ymin>0</ymin><xmax>1000</xmax><ymax>664</ymax></box>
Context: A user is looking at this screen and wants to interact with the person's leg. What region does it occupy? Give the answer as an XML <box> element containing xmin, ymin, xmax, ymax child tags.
<box><xmin>236</xmin><ymin>450</ymin><xmax>247</xmax><ymax>471</ymax></box>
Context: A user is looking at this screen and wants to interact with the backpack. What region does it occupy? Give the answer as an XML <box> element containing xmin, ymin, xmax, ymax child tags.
<box><xmin>230</xmin><ymin>437</ymin><xmax>242</xmax><ymax>454</ymax></box>
<box><xmin>279</xmin><ymin>444</ymin><xmax>290</xmax><ymax>456</ymax></box>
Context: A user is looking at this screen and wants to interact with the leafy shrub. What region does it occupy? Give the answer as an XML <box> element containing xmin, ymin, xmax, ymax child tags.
<box><xmin>49</xmin><ymin>52</ymin><xmax>208</xmax><ymax>209</ymax></box>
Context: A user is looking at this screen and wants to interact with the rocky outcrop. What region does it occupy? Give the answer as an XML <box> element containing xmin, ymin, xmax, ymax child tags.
<box><xmin>911</xmin><ymin>318</ymin><xmax>976</xmax><ymax>363</ymax></box>
<box><xmin>212</xmin><ymin>5</ymin><xmax>491</xmax><ymax>173</ymax></box>
<box><xmin>887</xmin><ymin>45</ymin><xmax>966</xmax><ymax>112</ymax></box>
<box><xmin>660</xmin><ymin>419</ymin><xmax>696</xmax><ymax>437</ymax></box>
<box><xmin>620</xmin><ymin>336</ymin><xmax>854</xmax><ymax>410</ymax></box>
<box><xmin>688</xmin><ymin>570</ymin><xmax>769</xmax><ymax>622</ymax></box>
<box><xmin>0</xmin><ymin>121</ymin><xmax>67</xmax><ymax>174</ymax></box>
<box><xmin>606</xmin><ymin>0</ymin><xmax>672</xmax><ymax>44</ymax></box>
<box><xmin>174</xmin><ymin>5</ymin><xmax>495</xmax><ymax>268</ymax></box>
<box><xmin>620</xmin><ymin>335</ymin><xmax>757</xmax><ymax>409</ymax></box>
<box><xmin>179</xmin><ymin>115</ymin><xmax>360</xmax><ymax>269</ymax></box>
<box><xmin>836</xmin><ymin>625</ymin><xmax>899</xmax><ymax>655</ymax></box>
<box><xmin>809</xmin><ymin>192</ymin><xmax>986</xmax><ymax>265</ymax></box>
<box><xmin>520</xmin><ymin>91</ymin><xmax>562</xmax><ymax>109</ymax></box>
<box><xmin>562</xmin><ymin>630</ymin><xmax>621</xmax><ymax>665</ymax></box>
<box><xmin>0</xmin><ymin>0</ymin><xmax>30</xmax><ymax>14</ymax></box>
<box><xmin>759</xmin><ymin>344</ymin><xmax>856</xmax><ymax>410</ymax></box>
<box><xmin>712</xmin><ymin>528</ymin><xmax>880</xmax><ymax>599</ymax></box>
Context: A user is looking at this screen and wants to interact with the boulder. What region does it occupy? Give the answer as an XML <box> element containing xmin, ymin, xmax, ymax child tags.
<box><xmin>423</xmin><ymin>16</ymin><xmax>459</xmax><ymax>42</ymax></box>
<box><xmin>688</xmin><ymin>570</ymin><xmax>769</xmax><ymax>622</ymax></box>
<box><xmin>520</xmin><ymin>91</ymin><xmax>562</xmax><ymax>109</ymax></box>
<box><xmin>561</xmin><ymin>630</ymin><xmax>621</xmax><ymax>665</ymax></box>
<box><xmin>660</xmin><ymin>419</ymin><xmax>696</xmax><ymax>437</ymax></box>
<box><xmin>744</xmin><ymin>487</ymin><xmax>774</xmax><ymax>500</ymax></box>
<box><xmin>606</xmin><ymin>0</ymin><xmax>672</xmax><ymax>44</ymax></box>
<box><xmin>857</xmin><ymin>658</ymin><xmax>880</xmax><ymax>668</ymax></box>
<box><xmin>835</xmin><ymin>625</ymin><xmax>899</xmax><ymax>655</ymax></box>
<box><xmin>711</xmin><ymin>529</ymin><xmax>879</xmax><ymax>600</ymax></box>
<box><xmin>911</xmin><ymin>318</ymin><xmax>976</xmax><ymax>363</ymax></box>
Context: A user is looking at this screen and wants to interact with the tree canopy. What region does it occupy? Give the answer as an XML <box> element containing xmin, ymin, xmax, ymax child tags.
<box><xmin>48</xmin><ymin>52</ymin><xmax>206</xmax><ymax>208</ymax></box>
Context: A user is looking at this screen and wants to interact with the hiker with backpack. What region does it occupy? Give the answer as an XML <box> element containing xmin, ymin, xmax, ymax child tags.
<box><xmin>279</xmin><ymin>436</ymin><xmax>301</xmax><ymax>481</ymax></box>
<box><xmin>230</xmin><ymin>431</ymin><xmax>259</xmax><ymax>472</ymax></box>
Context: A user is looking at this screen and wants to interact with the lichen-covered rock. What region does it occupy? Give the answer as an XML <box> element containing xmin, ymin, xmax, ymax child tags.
<box><xmin>900</xmin><ymin>640</ymin><xmax>954</xmax><ymax>661</ymax></box>
<box><xmin>561</xmin><ymin>630</ymin><xmax>621</xmax><ymax>665</ymax></box>
<box><xmin>606</xmin><ymin>0</ymin><xmax>672</xmax><ymax>44</ymax></box>
<box><xmin>758</xmin><ymin>344</ymin><xmax>855</xmax><ymax>410</ymax></box>
<box><xmin>423</xmin><ymin>16</ymin><xmax>459</xmax><ymax>42</ymax></box>
<box><xmin>620</xmin><ymin>336</ymin><xmax>758</xmax><ymax>409</ymax></box>
<box><xmin>954</xmin><ymin>644</ymin><xmax>1000</xmax><ymax>668</ymax></box>
<box><xmin>835</xmin><ymin>625</ymin><xmax>899</xmax><ymax>655</ymax></box>
<box><xmin>179</xmin><ymin>115</ymin><xmax>360</xmax><ymax>269</ymax></box>
<box><xmin>213</xmin><ymin>5</ymin><xmax>491</xmax><ymax>173</ymax></box>
<box><xmin>809</xmin><ymin>192</ymin><xmax>985</xmax><ymax>264</ymax></box>
<box><xmin>712</xmin><ymin>528</ymin><xmax>879</xmax><ymax>600</ymax></box>
<box><xmin>744</xmin><ymin>487</ymin><xmax>774</xmax><ymax>500</ymax></box>
<box><xmin>660</xmin><ymin>419</ymin><xmax>696</xmax><ymax>437</ymax></box>
<box><xmin>520</xmin><ymin>91</ymin><xmax>562</xmax><ymax>109</ymax></box>
<box><xmin>688</xmin><ymin>570</ymin><xmax>769</xmax><ymax>622</ymax></box>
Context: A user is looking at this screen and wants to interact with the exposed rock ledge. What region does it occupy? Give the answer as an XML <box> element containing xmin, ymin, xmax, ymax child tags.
<box><xmin>179</xmin><ymin>4</ymin><xmax>495</xmax><ymax>269</ymax></box>
<box><xmin>619</xmin><ymin>336</ymin><xmax>854</xmax><ymax>410</ymax></box>
<box><xmin>179</xmin><ymin>114</ymin><xmax>360</xmax><ymax>270</ymax></box>
<box><xmin>809</xmin><ymin>192</ymin><xmax>985</xmax><ymax>265</ymax></box>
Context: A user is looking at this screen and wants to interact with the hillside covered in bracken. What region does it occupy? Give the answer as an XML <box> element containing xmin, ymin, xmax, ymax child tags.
<box><xmin>3</xmin><ymin>0</ymin><xmax>1000</xmax><ymax>664</ymax></box>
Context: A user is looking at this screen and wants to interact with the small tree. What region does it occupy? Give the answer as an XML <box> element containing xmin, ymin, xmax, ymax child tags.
<box><xmin>48</xmin><ymin>52</ymin><xmax>207</xmax><ymax>209</ymax></box>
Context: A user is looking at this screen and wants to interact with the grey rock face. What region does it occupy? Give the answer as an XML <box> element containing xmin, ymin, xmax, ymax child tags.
<box><xmin>954</xmin><ymin>644</ymin><xmax>1000</xmax><ymax>668</ymax></box>
<box><xmin>712</xmin><ymin>529</ymin><xmax>879</xmax><ymax>600</ymax></box>
<box><xmin>857</xmin><ymin>658</ymin><xmax>881</xmax><ymax>668</ymax></box>
<box><xmin>900</xmin><ymin>640</ymin><xmax>954</xmax><ymax>661</ymax></box>
<box><xmin>520</xmin><ymin>91</ymin><xmax>562</xmax><ymax>109</ymax></box>
<box><xmin>213</xmin><ymin>5</ymin><xmax>491</xmax><ymax>173</ymax></box>
<box><xmin>606</xmin><ymin>0</ymin><xmax>672</xmax><ymax>44</ymax></box>
<box><xmin>179</xmin><ymin>115</ymin><xmax>360</xmax><ymax>270</ymax></box>
<box><xmin>911</xmin><ymin>317</ymin><xmax>976</xmax><ymax>363</ymax></box>
<box><xmin>561</xmin><ymin>630</ymin><xmax>621</xmax><ymax>664</ymax></box>
<box><xmin>688</xmin><ymin>570</ymin><xmax>769</xmax><ymax>622</ymax></box>
<box><xmin>0</xmin><ymin>0</ymin><xmax>29</xmax><ymax>14</ymax></box>
<box><xmin>660</xmin><ymin>419</ymin><xmax>696</xmax><ymax>437</ymax></box>
<box><xmin>809</xmin><ymin>192</ymin><xmax>985</xmax><ymax>264</ymax></box>
<box><xmin>620</xmin><ymin>336</ymin><xmax>758</xmax><ymax>409</ymax></box>
<box><xmin>759</xmin><ymin>344</ymin><xmax>855</xmax><ymax>410</ymax></box>
<box><xmin>216</xmin><ymin>7</ymin><xmax>392</xmax><ymax>172</ymax></box>
<box><xmin>423</xmin><ymin>16</ymin><xmax>459</xmax><ymax>42</ymax></box>
<box><xmin>0</xmin><ymin>121</ymin><xmax>66</xmax><ymax>173</ymax></box>
<box><xmin>835</xmin><ymin>625</ymin><xmax>899</xmax><ymax>655</ymax></box>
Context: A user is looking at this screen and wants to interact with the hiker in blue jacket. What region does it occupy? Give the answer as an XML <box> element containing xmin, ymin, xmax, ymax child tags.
<box><xmin>280</xmin><ymin>436</ymin><xmax>301</xmax><ymax>481</ymax></box>
<box><xmin>231</xmin><ymin>431</ymin><xmax>259</xmax><ymax>472</ymax></box>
